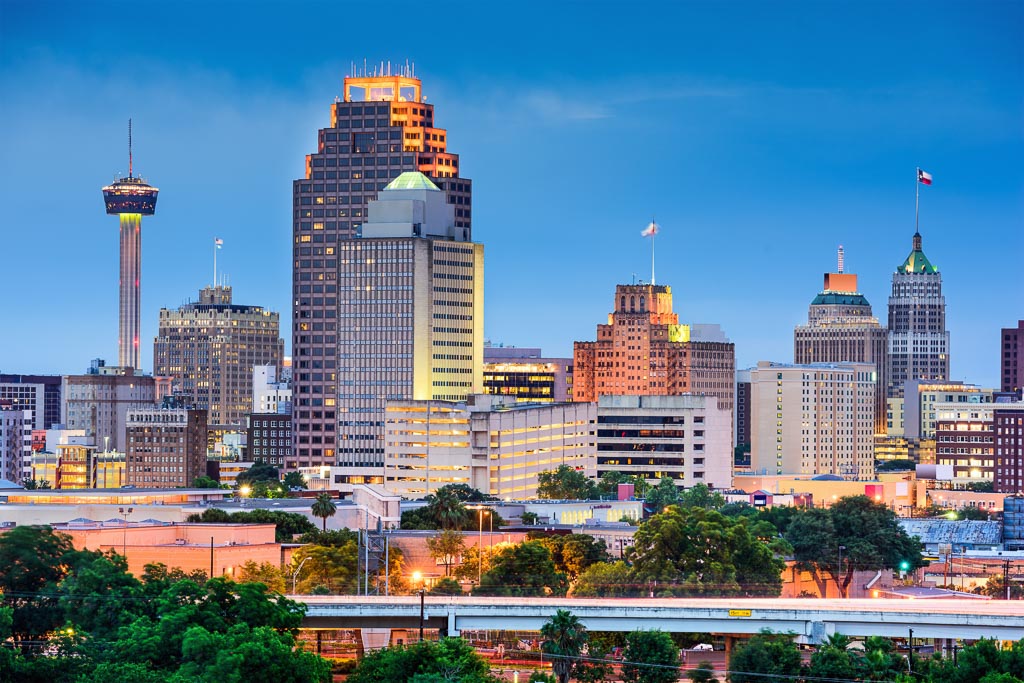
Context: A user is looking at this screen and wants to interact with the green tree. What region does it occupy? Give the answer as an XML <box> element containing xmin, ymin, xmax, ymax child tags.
<box><xmin>644</xmin><ymin>477</ymin><xmax>680</xmax><ymax>514</ymax></box>
<box><xmin>186</xmin><ymin>508</ymin><xmax>317</xmax><ymax>542</ymax></box>
<box><xmin>521</xmin><ymin>511</ymin><xmax>541</xmax><ymax>525</ymax></box>
<box><xmin>426</xmin><ymin>529</ymin><xmax>466</xmax><ymax>577</ymax></box>
<box><xmin>621</xmin><ymin>629</ymin><xmax>681</xmax><ymax>683</ymax></box>
<box><xmin>192</xmin><ymin>475</ymin><xmax>222</xmax><ymax>488</ymax></box>
<box><xmin>540</xmin><ymin>609</ymin><xmax>589</xmax><ymax>683</ymax></box>
<box><xmin>981</xmin><ymin>574</ymin><xmax>1024</xmax><ymax>600</ymax></box>
<box><xmin>570</xmin><ymin>560</ymin><xmax>637</xmax><ymax>598</ymax></box>
<box><xmin>57</xmin><ymin>550</ymin><xmax>141</xmax><ymax>641</ymax></box>
<box><xmin>876</xmin><ymin>459</ymin><xmax>916</xmax><ymax>472</ymax></box>
<box><xmin>311</xmin><ymin>493</ymin><xmax>338</xmax><ymax>531</ymax></box>
<box><xmin>597</xmin><ymin>470</ymin><xmax>629</xmax><ymax>498</ymax></box>
<box><xmin>282</xmin><ymin>471</ymin><xmax>307</xmax><ymax>489</ymax></box>
<box><xmin>236</xmin><ymin>462</ymin><xmax>280</xmax><ymax>485</ymax></box>
<box><xmin>291</xmin><ymin>543</ymin><xmax>358</xmax><ymax>594</ymax></box>
<box><xmin>806</xmin><ymin>633</ymin><xmax>858</xmax><ymax>681</ymax></box>
<box><xmin>537</xmin><ymin>464</ymin><xmax>597</xmax><ymax>500</ymax></box>
<box><xmin>238</xmin><ymin>560</ymin><xmax>286</xmax><ymax>593</ymax></box>
<box><xmin>452</xmin><ymin>544</ymin><xmax>496</xmax><ymax>583</ymax></box>
<box><xmin>430</xmin><ymin>486</ymin><xmax>472</xmax><ymax>530</ymax></box>
<box><xmin>297</xmin><ymin>528</ymin><xmax>358</xmax><ymax>547</ymax></box>
<box><xmin>477</xmin><ymin>541</ymin><xmax>567</xmax><ymax>597</ymax></box>
<box><xmin>786</xmin><ymin>496</ymin><xmax>925</xmax><ymax>597</ymax></box>
<box><xmin>536</xmin><ymin>533</ymin><xmax>611</xmax><ymax>581</ymax></box>
<box><xmin>428</xmin><ymin>577</ymin><xmax>463</xmax><ymax>596</ymax></box>
<box><xmin>677</xmin><ymin>483</ymin><xmax>725</xmax><ymax>510</ymax></box>
<box><xmin>727</xmin><ymin>631</ymin><xmax>802</xmax><ymax>683</ymax></box>
<box><xmin>686</xmin><ymin>661</ymin><xmax>718</xmax><ymax>683</ymax></box>
<box><xmin>346</xmin><ymin>638</ymin><xmax>497</xmax><ymax>683</ymax></box>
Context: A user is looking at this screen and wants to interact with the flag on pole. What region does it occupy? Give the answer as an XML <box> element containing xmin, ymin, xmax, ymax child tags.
<box><xmin>215</xmin><ymin>238</ymin><xmax>224</xmax><ymax>248</ymax></box>
<box><xmin>917</xmin><ymin>169</ymin><xmax>933</xmax><ymax>185</ymax></box>
<box><xmin>641</xmin><ymin>221</ymin><xmax>659</xmax><ymax>237</ymax></box>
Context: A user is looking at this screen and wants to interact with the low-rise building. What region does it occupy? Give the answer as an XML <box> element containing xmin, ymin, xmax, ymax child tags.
<box><xmin>125</xmin><ymin>408</ymin><xmax>207</xmax><ymax>488</ymax></box>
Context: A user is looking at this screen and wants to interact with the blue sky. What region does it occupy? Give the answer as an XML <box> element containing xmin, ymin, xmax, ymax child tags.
<box><xmin>1</xmin><ymin>0</ymin><xmax>1021</xmax><ymax>387</ymax></box>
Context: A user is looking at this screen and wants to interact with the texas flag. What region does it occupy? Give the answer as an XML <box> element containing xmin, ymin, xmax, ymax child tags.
<box><xmin>641</xmin><ymin>221</ymin><xmax>659</xmax><ymax>237</ymax></box>
<box><xmin>215</xmin><ymin>238</ymin><xmax>224</xmax><ymax>249</ymax></box>
<box><xmin>917</xmin><ymin>169</ymin><xmax>933</xmax><ymax>185</ymax></box>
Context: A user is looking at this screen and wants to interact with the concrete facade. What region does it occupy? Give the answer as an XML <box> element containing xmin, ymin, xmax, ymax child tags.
<box><xmin>62</xmin><ymin>368</ymin><xmax>157</xmax><ymax>453</ymax></box>
<box><xmin>483</xmin><ymin>346</ymin><xmax>573</xmax><ymax>403</ymax></box>
<box><xmin>125</xmin><ymin>408</ymin><xmax>207</xmax><ymax>488</ymax></box>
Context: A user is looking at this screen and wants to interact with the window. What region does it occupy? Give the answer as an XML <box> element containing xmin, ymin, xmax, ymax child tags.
<box><xmin>353</xmin><ymin>132</ymin><xmax>375</xmax><ymax>154</ymax></box>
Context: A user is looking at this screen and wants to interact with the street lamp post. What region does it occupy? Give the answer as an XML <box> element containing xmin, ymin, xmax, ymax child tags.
<box><xmin>474</xmin><ymin>506</ymin><xmax>490</xmax><ymax>585</ymax></box>
<box><xmin>419</xmin><ymin>588</ymin><xmax>425</xmax><ymax>642</ymax></box>
<box><xmin>837</xmin><ymin>544</ymin><xmax>846</xmax><ymax>598</ymax></box>
<box><xmin>292</xmin><ymin>556</ymin><xmax>311</xmax><ymax>594</ymax></box>
<box><xmin>118</xmin><ymin>506</ymin><xmax>133</xmax><ymax>558</ymax></box>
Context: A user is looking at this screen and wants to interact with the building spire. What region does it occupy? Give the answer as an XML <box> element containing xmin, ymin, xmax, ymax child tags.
<box><xmin>912</xmin><ymin>230</ymin><xmax>922</xmax><ymax>252</ymax></box>
<box><xmin>128</xmin><ymin>118</ymin><xmax>133</xmax><ymax>178</ymax></box>
<box><xmin>837</xmin><ymin>244</ymin><xmax>844</xmax><ymax>273</ymax></box>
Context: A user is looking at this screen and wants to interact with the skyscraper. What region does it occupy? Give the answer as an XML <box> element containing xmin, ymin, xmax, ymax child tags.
<box><xmin>573</xmin><ymin>284</ymin><xmax>735</xmax><ymax>423</ymax></box>
<box><xmin>292</xmin><ymin>66</ymin><xmax>472</xmax><ymax>472</ymax></box>
<box><xmin>887</xmin><ymin>230</ymin><xmax>949</xmax><ymax>397</ymax></box>
<box><xmin>794</xmin><ymin>247</ymin><xmax>888</xmax><ymax>434</ymax></box>
<box><xmin>102</xmin><ymin>121</ymin><xmax>158</xmax><ymax>371</ymax></box>
<box><xmin>153</xmin><ymin>286</ymin><xmax>284</xmax><ymax>428</ymax></box>
<box><xmin>1001</xmin><ymin>320</ymin><xmax>1023</xmax><ymax>398</ymax></box>
<box><xmin>304</xmin><ymin>171</ymin><xmax>482</xmax><ymax>482</ymax></box>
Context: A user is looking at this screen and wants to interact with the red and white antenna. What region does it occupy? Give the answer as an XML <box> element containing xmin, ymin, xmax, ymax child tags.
<box><xmin>837</xmin><ymin>244</ymin><xmax>845</xmax><ymax>273</ymax></box>
<box><xmin>128</xmin><ymin>118</ymin><xmax>133</xmax><ymax>178</ymax></box>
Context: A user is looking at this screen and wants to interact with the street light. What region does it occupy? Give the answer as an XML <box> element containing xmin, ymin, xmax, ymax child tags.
<box><xmin>419</xmin><ymin>587</ymin><xmax>426</xmax><ymax>642</ymax></box>
<box><xmin>837</xmin><ymin>544</ymin><xmax>846</xmax><ymax>598</ymax></box>
<box><xmin>472</xmin><ymin>507</ymin><xmax>491</xmax><ymax>585</ymax></box>
<box><xmin>118</xmin><ymin>506</ymin><xmax>133</xmax><ymax>558</ymax></box>
<box><xmin>292</xmin><ymin>556</ymin><xmax>311</xmax><ymax>594</ymax></box>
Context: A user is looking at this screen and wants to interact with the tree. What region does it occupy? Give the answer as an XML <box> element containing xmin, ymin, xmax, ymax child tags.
<box><xmin>876</xmin><ymin>459</ymin><xmax>916</xmax><ymax>472</ymax></box>
<box><xmin>311</xmin><ymin>493</ymin><xmax>338</xmax><ymax>531</ymax></box>
<box><xmin>677</xmin><ymin>483</ymin><xmax>725</xmax><ymax>510</ymax></box>
<box><xmin>521</xmin><ymin>511</ymin><xmax>541</xmax><ymax>525</ymax></box>
<box><xmin>430</xmin><ymin>486</ymin><xmax>472</xmax><ymax>530</ymax></box>
<box><xmin>346</xmin><ymin>638</ymin><xmax>497</xmax><ymax>683</ymax></box>
<box><xmin>540</xmin><ymin>609</ymin><xmax>589</xmax><ymax>683</ymax></box>
<box><xmin>291</xmin><ymin>543</ymin><xmax>358</xmax><ymax>594</ymax></box>
<box><xmin>186</xmin><ymin>508</ymin><xmax>317</xmax><ymax>542</ymax></box>
<box><xmin>282</xmin><ymin>471</ymin><xmax>307</xmax><ymax>489</ymax></box>
<box><xmin>597</xmin><ymin>470</ymin><xmax>629</xmax><ymax>498</ymax></box>
<box><xmin>452</xmin><ymin>544</ymin><xmax>496</xmax><ymax>583</ymax></box>
<box><xmin>570</xmin><ymin>560</ymin><xmax>637</xmax><ymax>598</ymax></box>
<box><xmin>477</xmin><ymin>541</ymin><xmax>567</xmax><ymax>597</ymax></box>
<box><xmin>426</xmin><ymin>529</ymin><xmax>465</xmax><ymax>577</ymax></box>
<box><xmin>981</xmin><ymin>575</ymin><xmax>1024</xmax><ymax>600</ymax></box>
<box><xmin>806</xmin><ymin>633</ymin><xmax>858</xmax><ymax>681</ymax></box>
<box><xmin>644</xmin><ymin>477</ymin><xmax>680</xmax><ymax>514</ymax></box>
<box><xmin>192</xmin><ymin>475</ymin><xmax>222</xmax><ymax>488</ymax></box>
<box><xmin>429</xmin><ymin>577</ymin><xmax>463</xmax><ymax>596</ymax></box>
<box><xmin>537</xmin><ymin>465</ymin><xmax>597</xmax><ymax>500</ymax></box>
<box><xmin>727</xmin><ymin>631</ymin><xmax>802</xmax><ymax>683</ymax></box>
<box><xmin>536</xmin><ymin>533</ymin><xmax>611</xmax><ymax>581</ymax></box>
<box><xmin>238</xmin><ymin>560</ymin><xmax>286</xmax><ymax>593</ymax></box>
<box><xmin>621</xmin><ymin>629</ymin><xmax>681</xmax><ymax>683</ymax></box>
<box><xmin>686</xmin><ymin>661</ymin><xmax>718</xmax><ymax>683</ymax></box>
<box><xmin>786</xmin><ymin>495</ymin><xmax>926</xmax><ymax>598</ymax></box>
<box><xmin>175</xmin><ymin>623</ymin><xmax>331</xmax><ymax>682</ymax></box>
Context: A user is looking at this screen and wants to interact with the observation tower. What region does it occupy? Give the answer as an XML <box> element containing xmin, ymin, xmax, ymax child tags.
<box><xmin>102</xmin><ymin>120</ymin><xmax>158</xmax><ymax>371</ymax></box>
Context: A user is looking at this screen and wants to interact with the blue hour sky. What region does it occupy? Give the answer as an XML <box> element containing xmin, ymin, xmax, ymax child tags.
<box><xmin>0</xmin><ymin>0</ymin><xmax>1021</xmax><ymax>387</ymax></box>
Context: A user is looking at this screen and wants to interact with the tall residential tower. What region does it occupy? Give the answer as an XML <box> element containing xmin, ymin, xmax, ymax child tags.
<box><xmin>102</xmin><ymin>120</ymin><xmax>158</xmax><ymax>372</ymax></box>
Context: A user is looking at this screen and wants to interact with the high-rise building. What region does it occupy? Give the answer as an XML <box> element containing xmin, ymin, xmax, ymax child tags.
<box><xmin>573</xmin><ymin>284</ymin><xmax>735</xmax><ymax>424</ymax></box>
<box><xmin>0</xmin><ymin>406</ymin><xmax>31</xmax><ymax>484</ymax></box>
<box><xmin>794</xmin><ymin>247</ymin><xmax>888</xmax><ymax>434</ymax></box>
<box><xmin>291</xmin><ymin>67</ymin><xmax>472</xmax><ymax>472</ymax></box>
<box><xmin>596</xmin><ymin>394</ymin><xmax>732</xmax><ymax>490</ymax></box>
<box><xmin>887</xmin><ymin>230</ymin><xmax>949</xmax><ymax>397</ymax></box>
<box><xmin>483</xmin><ymin>346</ymin><xmax>573</xmax><ymax>403</ymax></box>
<box><xmin>750</xmin><ymin>361</ymin><xmax>876</xmax><ymax>479</ymax></box>
<box><xmin>125</xmin><ymin>407</ymin><xmax>207</xmax><ymax>488</ymax></box>
<box><xmin>901</xmin><ymin>380</ymin><xmax>994</xmax><ymax>441</ymax></box>
<box><xmin>253</xmin><ymin>365</ymin><xmax>293</xmax><ymax>414</ymax></box>
<box><xmin>62</xmin><ymin>365</ymin><xmax>157</xmax><ymax>452</ymax></box>
<box><xmin>383</xmin><ymin>394</ymin><xmax>595</xmax><ymax>499</ymax></box>
<box><xmin>0</xmin><ymin>374</ymin><xmax>62</xmax><ymax>430</ymax></box>
<box><xmin>154</xmin><ymin>286</ymin><xmax>284</xmax><ymax>428</ymax></box>
<box><xmin>735</xmin><ymin>369</ymin><xmax>752</xmax><ymax>465</ymax></box>
<box><xmin>994</xmin><ymin>405</ymin><xmax>1024</xmax><ymax>494</ymax></box>
<box><xmin>935</xmin><ymin>403</ymin><xmax>995</xmax><ymax>488</ymax></box>
<box><xmin>247</xmin><ymin>413</ymin><xmax>292</xmax><ymax>468</ymax></box>
<box><xmin>1002</xmin><ymin>321</ymin><xmax>1024</xmax><ymax>399</ymax></box>
<box><xmin>301</xmin><ymin>171</ymin><xmax>483</xmax><ymax>485</ymax></box>
<box><xmin>102</xmin><ymin>121</ymin><xmax>158</xmax><ymax>371</ymax></box>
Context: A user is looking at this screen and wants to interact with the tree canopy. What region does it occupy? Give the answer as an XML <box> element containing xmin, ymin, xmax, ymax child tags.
<box><xmin>186</xmin><ymin>508</ymin><xmax>317</xmax><ymax>542</ymax></box>
<box><xmin>537</xmin><ymin>465</ymin><xmax>597</xmax><ymax>500</ymax></box>
<box><xmin>621</xmin><ymin>629</ymin><xmax>681</xmax><ymax>683</ymax></box>
<box><xmin>476</xmin><ymin>541</ymin><xmax>567</xmax><ymax>597</ymax></box>
<box><xmin>346</xmin><ymin>638</ymin><xmax>497</xmax><ymax>683</ymax></box>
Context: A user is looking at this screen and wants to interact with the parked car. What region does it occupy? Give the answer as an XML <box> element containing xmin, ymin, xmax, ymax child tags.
<box><xmin>691</xmin><ymin>643</ymin><xmax>714</xmax><ymax>651</ymax></box>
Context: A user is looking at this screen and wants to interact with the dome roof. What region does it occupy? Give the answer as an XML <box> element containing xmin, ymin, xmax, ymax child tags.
<box><xmin>384</xmin><ymin>171</ymin><xmax>440</xmax><ymax>192</ymax></box>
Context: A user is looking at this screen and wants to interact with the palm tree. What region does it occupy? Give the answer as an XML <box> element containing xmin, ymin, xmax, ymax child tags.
<box><xmin>311</xmin><ymin>493</ymin><xmax>337</xmax><ymax>531</ymax></box>
<box><xmin>540</xmin><ymin>609</ymin><xmax>588</xmax><ymax>683</ymax></box>
<box><xmin>429</xmin><ymin>487</ymin><xmax>469</xmax><ymax>530</ymax></box>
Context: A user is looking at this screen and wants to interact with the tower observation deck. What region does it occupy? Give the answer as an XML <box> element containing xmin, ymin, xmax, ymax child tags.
<box><xmin>102</xmin><ymin>120</ymin><xmax>158</xmax><ymax>371</ymax></box>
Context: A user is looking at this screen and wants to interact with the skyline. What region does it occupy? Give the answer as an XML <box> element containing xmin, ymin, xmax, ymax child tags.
<box><xmin>1</xmin><ymin>1</ymin><xmax>1021</xmax><ymax>387</ymax></box>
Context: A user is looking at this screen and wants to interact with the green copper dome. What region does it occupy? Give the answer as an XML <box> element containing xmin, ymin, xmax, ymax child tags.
<box><xmin>811</xmin><ymin>292</ymin><xmax>871</xmax><ymax>306</ymax></box>
<box><xmin>384</xmin><ymin>171</ymin><xmax>440</xmax><ymax>192</ymax></box>
<box><xmin>897</xmin><ymin>232</ymin><xmax>938</xmax><ymax>274</ymax></box>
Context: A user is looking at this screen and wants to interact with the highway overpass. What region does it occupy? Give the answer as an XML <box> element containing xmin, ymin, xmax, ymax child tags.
<box><xmin>296</xmin><ymin>596</ymin><xmax>1024</xmax><ymax>644</ymax></box>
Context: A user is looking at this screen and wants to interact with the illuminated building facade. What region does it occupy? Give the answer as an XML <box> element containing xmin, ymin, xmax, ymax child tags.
<box><xmin>0</xmin><ymin>407</ymin><xmax>31</xmax><ymax>484</ymax></box>
<box><xmin>573</xmin><ymin>284</ymin><xmax>735</xmax><ymax>429</ymax></box>
<box><xmin>794</xmin><ymin>248</ymin><xmax>888</xmax><ymax>434</ymax></box>
<box><xmin>383</xmin><ymin>394</ymin><xmax>595</xmax><ymax>499</ymax></box>
<box><xmin>318</xmin><ymin>172</ymin><xmax>482</xmax><ymax>485</ymax></box>
<box><xmin>62</xmin><ymin>367</ymin><xmax>157</xmax><ymax>453</ymax></box>
<box><xmin>102</xmin><ymin>122</ymin><xmax>158</xmax><ymax>371</ymax></box>
<box><xmin>1002</xmin><ymin>320</ymin><xmax>1024</xmax><ymax>398</ymax></box>
<box><xmin>901</xmin><ymin>380</ymin><xmax>994</xmax><ymax>440</ymax></box>
<box><xmin>887</xmin><ymin>230</ymin><xmax>949</xmax><ymax>397</ymax></box>
<box><xmin>750</xmin><ymin>361</ymin><xmax>876</xmax><ymax>479</ymax></box>
<box><xmin>125</xmin><ymin>408</ymin><xmax>207</xmax><ymax>488</ymax></box>
<box><xmin>995</xmin><ymin>405</ymin><xmax>1024</xmax><ymax>493</ymax></box>
<box><xmin>28</xmin><ymin>445</ymin><xmax>125</xmax><ymax>489</ymax></box>
<box><xmin>153</xmin><ymin>286</ymin><xmax>284</xmax><ymax>428</ymax></box>
<box><xmin>483</xmin><ymin>346</ymin><xmax>573</xmax><ymax>403</ymax></box>
<box><xmin>0</xmin><ymin>374</ymin><xmax>62</xmax><ymax>430</ymax></box>
<box><xmin>292</xmin><ymin>67</ymin><xmax>472</xmax><ymax>472</ymax></box>
<box><xmin>596</xmin><ymin>394</ymin><xmax>732</xmax><ymax>489</ymax></box>
<box><xmin>935</xmin><ymin>404</ymin><xmax>995</xmax><ymax>487</ymax></box>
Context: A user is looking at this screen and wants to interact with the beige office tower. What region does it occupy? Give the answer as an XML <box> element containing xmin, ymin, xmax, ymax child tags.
<box><xmin>750</xmin><ymin>361</ymin><xmax>876</xmax><ymax>479</ymax></box>
<box><xmin>62</xmin><ymin>366</ymin><xmax>157</xmax><ymax>452</ymax></box>
<box><xmin>794</xmin><ymin>247</ymin><xmax>888</xmax><ymax>435</ymax></box>
<box><xmin>333</xmin><ymin>172</ymin><xmax>483</xmax><ymax>487</ymax></box>
<box><xmin>153</xmin><ymin>286</ymin><xmax>284</xmax><ymax>428</ymax></box>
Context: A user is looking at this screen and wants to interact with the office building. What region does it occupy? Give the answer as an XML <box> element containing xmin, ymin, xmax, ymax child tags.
<box><xmin>247</xmin><ymin>413</ymin><xmax>292</xmax><ymax>467</ymax></box>
<box><xmin>0</xmin><ymin>374</ymin><xmax>62</xmax><ymax>430</ymax></box>
<box><xmin>0</xmin><ymin>406</ymin><xmax>31</xmax><ymax>483</ymax></box>
<box><xmin>154</xmin><ymin>285</ymin><xmax>284</xmax><ymax>428</ymax></box>
<box><xmin>125</xmin><ymin>408</ymin><xmax>207</xmax><ymax>488</ymax></box>
<box><xmin>596</xmin><ymin>394</ymin><xmax>731</xmax><ymax>489</ymax></box>
<box><xmin>750</xmin><ymin>361</ymin><xmax>876</xmax><ymax>479</ymax></box>
<box><xmin>902</xmin><ymin>380</ymin><xmax>994</xmax><ymax>440</ymax></box>
<box><xmin>102</xmin><ymin>121</ymin><xmax>158</xmax><ymax>371</ymax></box>
<box><xmin>1002</xmin><ymin>321</ymin><xmax>1023</xmax><ymax>398</ymax></box>
<box><xmin>383</xmin><ymin>394</ymin><xmax>595</xmax><ymax>499</ymax></box>
<box><xmin>887</xmin><ymin>230</ymin><xmax>949</xmax><ymax>396</ymax></box>
<box><xmin>736</xmin><ymin>369</ymin><xmax>752</xmax><ymax>450</ymax></box>
<box><xmin>994</xmin><ymin>405</ymin><xmax>1024</xmax><ymax>494</ymax></box>
<box><xmin>62</xmin><ymin>366</ymin><xmax>157</xmax><ymax>452</ymax></box>
<box><xmin>253</xmin><ymin>364</ymin><xmax>292</xmax><ymax>414</ymax></box>
<box><xmin>483</xmin><ymin>346</ymin><xmax>573</xmax><ymax>403</ymax></box>
<box><xmin>794</xmin><ymin>247</ymin><xmax>888</xmax><ymax>434</ymax></box>
<box><xmin>573</xmin><ymin>284</ymin><xmax>735</xmax><ymax>428</ymax></box>
<box><xmin>935</xmin><ymin>404</ymin><xmax>995</xmax><ymax>487</ymax></box>
<box><xmin>292</xmin><ymin>67</ymin><xmax>472</xmax><ymax>471</ymax></box>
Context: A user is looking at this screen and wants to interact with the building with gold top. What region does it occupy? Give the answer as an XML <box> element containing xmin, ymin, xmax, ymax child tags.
<box><xmin>794</xmin><ymin>247</ymin><xmax>888</xmax><ymax>435</ymax></box>
<box><xmin>292</xmin><ymin>66</ymin><xmax>472</xmax><ymax>472</ymax></box>
<box><xmin>573</xmin><ymin>284</ymin><xmax>735</xmax><ymax>424</ymax></box>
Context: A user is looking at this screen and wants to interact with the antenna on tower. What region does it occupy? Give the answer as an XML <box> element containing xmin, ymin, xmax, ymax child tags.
<box><xmin>128</xmin><ymin>118</ymin><xmax>133</xmax><ymax>178</ymax></box>
<box><xmin>837</xmin><ymin>244</ymin><xmax>845</xmax><ymax>273</ymax></box>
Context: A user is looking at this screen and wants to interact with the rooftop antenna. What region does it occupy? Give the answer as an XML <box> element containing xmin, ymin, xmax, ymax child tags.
<box><xmin>128</xmin><ymin>118</ymin><xmax>133</xmax><ymax>178</ymax></box>
<box><xmin>838</xmin><ymin>244</ymin><xmax>845</xmax><ymax>273</ymax></box>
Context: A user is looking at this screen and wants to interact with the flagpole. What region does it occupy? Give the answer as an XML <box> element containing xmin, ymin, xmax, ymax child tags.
<box><xmin>651</xmin><ymin>216</ymin><xmax>656</xmax><ymax>286</ymax></box>
<box><xmin>915</xmin><ymin>167</ymin><xmax>920</xmax><ymax>235</ymax></box>
<box><xmin>213</xmin><ymin>238</ymin><xmax>217</xmax><ymax>287</ymax></box>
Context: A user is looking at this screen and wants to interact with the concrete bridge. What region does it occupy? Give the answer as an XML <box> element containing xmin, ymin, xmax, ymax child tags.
<box><xmin>296</xmin><ymin>596</ymin><xmax>1024</xmax><ymax>645</ymax></box>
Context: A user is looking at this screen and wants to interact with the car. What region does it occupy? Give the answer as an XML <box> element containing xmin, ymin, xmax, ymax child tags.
<box><xmin>691</xmin><ymin>643</ymin><xmax>714</xmax><ymax>651</ymax></box>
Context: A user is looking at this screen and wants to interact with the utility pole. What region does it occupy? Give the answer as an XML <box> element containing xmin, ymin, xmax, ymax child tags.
<box><xmin>1005</xmin><ymin>559</ymin><xmax>1012</xmax><ymax>600</ymax></box>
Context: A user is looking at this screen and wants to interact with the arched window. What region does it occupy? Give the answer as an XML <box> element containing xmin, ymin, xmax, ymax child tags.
<box><xmin>630</xmin><ymin>296</ymin><xmax>635</xmax><ymax>312</ymax></box>
<box><xmin>620</xmin><ymin>296</ymin><xmax>626</xmax><ymax>311</ymax></box>
<box><xmin>640</xmin><ymin>296</ymin><xmax>646</xmax><ymax>312</ymax></box>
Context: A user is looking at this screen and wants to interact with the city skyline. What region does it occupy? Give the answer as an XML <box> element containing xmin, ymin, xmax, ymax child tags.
<box><xmin>1</xmin><ymin>1</ymin><xmax>1021</xmax><ymax>388</ymax></box>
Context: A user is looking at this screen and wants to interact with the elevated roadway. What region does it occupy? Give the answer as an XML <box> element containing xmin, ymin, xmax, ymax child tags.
<box><xmin>296</xmin><ymin>596</ymin><xmax>1024</xmax><ymax>644</ymax></box>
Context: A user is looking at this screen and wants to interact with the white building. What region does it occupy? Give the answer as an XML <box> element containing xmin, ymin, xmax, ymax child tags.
<box><xmin>596</xmin><ymin>394</ymin><xmax>732</xmax><ymax>490</ymax></box>
<box><xmin>253</xmin><ymin>364</ymin><xmax>292</xmax><ymax>415</ymax></box>
<box><xmin>383</xmin><ymin>394</ymin><xmax>595</xmax><ymax>499</ymax></box>
<box><xmin>0</xmin><ymin>408</ymin><xmax>31</xmax><ymax>484</ymax></box>
<box><xmin>62</xmin><ymin>368</ymin><xmax>157</xmax><ymax>453</ymax></box>
<box><xmin>750</xmin><ymin>361</ymin><xmax>876</xmax><ymax>479</ymax></box>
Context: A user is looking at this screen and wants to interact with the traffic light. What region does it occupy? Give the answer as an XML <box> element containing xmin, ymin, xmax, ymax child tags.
<box><xmin>900</xmin><ymin>560</ymin><xmax>911</xmax><ymax>571</ymax></box>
